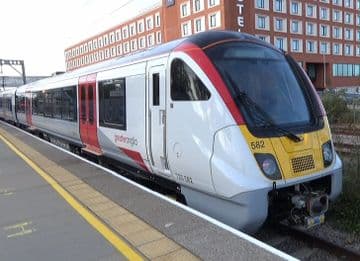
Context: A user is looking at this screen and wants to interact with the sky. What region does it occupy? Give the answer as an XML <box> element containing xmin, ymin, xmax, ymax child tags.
<box><xmin>0</xmin><ymin>0</ymin><xmax>159</xmax><ymax>76</ymax></box>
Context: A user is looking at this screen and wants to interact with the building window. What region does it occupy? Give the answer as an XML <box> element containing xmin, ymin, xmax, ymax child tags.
<box><xmin>320</xmin><ymin>25</ymin><xmax>329</xmax><ymax>37</ymax></box>
<box><xmin>345</xmin><ymin>28</ymin><xmax>353</xmax><ymax>40</ymax></box>
<box><xmin>129</xmin><ymin>23</ymin><xmax>136</xmax><ymax>37</ymax></box>
<box><xmin>333</xmin><ymin>0</ymin><xmax>342</xmax><ymax>6</ymax></box>
<box><xmin>333</xmin><ymin>43</ymin><xmax>342</xmax><ymax>55</ymax></box>
<box><xmin>137</xmin><ymin>20</ymin><xmax>145</xmax><ymax>33</ymax></box>
<box><xmin>99</xmin><ymin>78</ymin><xmax>126</xmax><ymax>130</ymax></box>
<box><xmin>291</xmin><ymin>20</ymin><xmax>300</xmax><ymax>33</ymax></box>
<box><xmin>344</xmin><ymin>12</ymin><xmax>353</xmax><ymax>24</ymax></box>
<box><xmin>274</xmin><ymin>18</ymin><xmax>286</xmax><ymax>32</ymax></box>
<box><xmin>344</xmin><ymin>0</ymin><xmax>353</xmax><ymax>8</ymax></box>
<box><xmin>333</xmin><ymin>10</ymin><xmax>342</xmax><ymax>22</ymax></box>
<box><xmin>256</xmin><ymin>0</ymin><xmax>265</xmax><ymax>9</ymax></box>
<box><xmin>122</xmin><ymin>26</ymin><xmax>129</xmax><ymax>39</ymax></box>
<box><xmin>357</xmin><ymin>30</ymin><xmax>360</xmax><ymax>41</ymax></box>
<box><xmin>156</xmin><ymin>31</ymin><xmax>162</xmax><ymax>44</ymax></box>
<box><xmin>345</xmin><ymin>44</ymin><xmax>353</xmax><ymax>55</ymax></box>
<box><xmin>320</xmin><ymin>42</ymin><xmax>329</xmax><ymax>54</ymax></box>
<box><xmin>194</xmin><ymin>17</ymin><xmax>205</xmax><ymax>33</ymax></box>
<box><xmin>256</xmin><ymin>35</ymin><xmax>270</xmax><ymax>43</ymax></box>
<box><xmin>123</xmin><ymin>42</ymin><xmax>130</xmax><ymax>53</ymax></box>
<box><xmin>333</xmin><ymin>26</ymin><xmax>342</xmax><ymax>39</ymax></box>
<box><xmin>290</xmin><ymin>1</ymin><xmax>301</xmax><ymax>15</ymax></box>
<box><xmin>146</xmin><ymin>16</ymin><xmax>154</xmax><ymax>31</ymax></box>
<box><xmin>256</xmin><ymin>15</ymin><xmax>268</xmax><ymax>30</ymax></box>
<box><xmin>155</xmin><ymin>12</ymin><xmax>161</xmax><ymax>27</ymax></box>
<box><xmin>306</xmin><ymin>40</ymin><xmax>317</xmax><ymax>53</ymax></box>
<box><xmin>320</xmin><ymin>7</ymin><xmax>329</xmax><ymax>20</ymax></box>
<box><xmin>130</xmin><ymin>39</ymin><xmax>137</xmax><ymax>52</ymax></box>
<box><xmin>306</xmin><ymin>22</ymin><xmax>317</xmax><ymax>36</ymax></box>
<box><xmin>193</xmin><ymin>0</ymin><xmax>204</xmax><ymax>13</ymax></box>
<box><xmin>181</xmin><ymin>21</ymin><xmax>192</xmax><ymax>36</ymax></box>
<box><xmin>274</xmin><ymin>0</ymin><xmax>286</xmax><ymax>13</ymax></box>
<box><xmin>115</xmin><ymin>29</ymin><xmax>121</xmax><ymax>42</ymax></box>
<box><xmin>180</xmin><ymin>2</ymin><xmax>190</xmax><ymax>17</ymax></box>
<box><xmin>139</xmin><ymin>37</ymin><xmax>146</xmax><ymax>49</ymax></box>
<box><xmin>275</xmin><ymin>37</ymin><xmax>286</xmax><ymax>50</ymax></box>
<box><xmin>117</xmin><ymin>44</ymin><xmax>123</xmax><ymax>55</ymax></box>
<box><xmin>147</xmin><ymin>33</ymin><xmax>155</xmax><ymax>46</ymax></box>
<box><xmin>209</xmin><ymin>12</ymin><xmax>221</xmax><ymax>29</ymax></box>
<box><xmin>356</xmin><ymin>46</ymin><xmax>360</xmax><ymax>56</ymax></box>
<box><xmin>208</xmin><ymin>0</ymin><xmax>220</xmax><ymax>7</ymax></box>
<box><xmin>291</xmin><ymin>39</ymin><xmax>302</xmax><ymax>52</ymax></box>
<box><xmin>306</xmin><ymin>5</ymin><xmax>316</xmax><ymax>18</ymax></box>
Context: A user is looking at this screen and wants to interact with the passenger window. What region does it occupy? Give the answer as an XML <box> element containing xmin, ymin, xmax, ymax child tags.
<box><xmin>153</xmin><ymin>73</ymin><xmax>160</xmax><ymax>106</ymax></box>
<box><xmin>99</xmin><ymin>78</ymin><xmax>126</xmax><ymax>130</ymax></box>
<box><xmin>171</xmin><ymin>58</ymin><xmax>211</xmax><ymax>101</ymax></box>
<box><xmin>88</xmin><ymin>86</ymin><xmax>94</xmax><ymax>123</ymax></box>
<box><xmin>81</xmin><ymin>86</ymin><xmax>86</xmax><ymax>120</ymax></box>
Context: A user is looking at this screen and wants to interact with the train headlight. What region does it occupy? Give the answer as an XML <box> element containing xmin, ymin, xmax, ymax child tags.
<box><xmin>255</xmin><ymin>154</ymin><xmax>282</xmax><ymax>180</ymax></box>
<box><xmin>322</xmin><ymin>141</ymin><xmax>333</xmax><ymax>167</ymax></box>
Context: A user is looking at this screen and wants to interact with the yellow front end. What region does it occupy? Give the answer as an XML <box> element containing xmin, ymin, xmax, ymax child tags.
<box><xmin>240</xmin><ymin>118</ymin><xmax>332</xmax><ymax>181</ymax></box>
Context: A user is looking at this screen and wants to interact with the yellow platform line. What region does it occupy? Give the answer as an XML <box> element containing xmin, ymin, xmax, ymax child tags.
<box><xmin>0</xmin><ymin>133</ymin><xmax>143</xmax><ymax>261</ymax></box>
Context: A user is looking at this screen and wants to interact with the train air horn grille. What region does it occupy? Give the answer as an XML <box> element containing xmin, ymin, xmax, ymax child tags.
<box><xmin>291</xmin><ymin>155</ymin><xmax>315</xmax><ymax>174</ymax></box>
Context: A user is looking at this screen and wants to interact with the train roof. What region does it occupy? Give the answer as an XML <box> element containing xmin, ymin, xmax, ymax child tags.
<box><xmin>17</xmin><ymin>30</ymin><xmax>277</xmax><ymax>92</ymax></box>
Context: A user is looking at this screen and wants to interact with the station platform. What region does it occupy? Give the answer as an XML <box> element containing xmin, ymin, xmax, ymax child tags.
<box><xmin>0</xmin><ymin>121</ymin><xmax>295</xmax><ymax>261</ymax></box>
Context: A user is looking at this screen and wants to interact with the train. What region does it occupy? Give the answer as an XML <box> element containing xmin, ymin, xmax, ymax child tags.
<box><xmin>0</xmin><ymin>31</ymin><xmax>342</xmax><ymax>233</ymax></box>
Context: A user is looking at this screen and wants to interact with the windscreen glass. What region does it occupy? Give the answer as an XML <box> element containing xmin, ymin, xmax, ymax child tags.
<box><xmin>206</xmin><ymin>42</ymin><xmax>312</xmax><ymax>128</ymax></box>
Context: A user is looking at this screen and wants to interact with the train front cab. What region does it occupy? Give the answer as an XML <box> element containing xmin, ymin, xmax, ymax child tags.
<box><xmin>169</xmin><ymin>33</ymin><xmax>342</xmax><ymax>233</ymax></box>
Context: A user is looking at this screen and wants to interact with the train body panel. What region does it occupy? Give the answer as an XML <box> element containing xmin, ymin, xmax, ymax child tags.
<box><xmin>1</xmin><ymin>31</ymin><xmax>342</xmax><ymax>233</ymax></box>
<box><xmin>96</xmin><ymin>62</ymin><xmax>149</xmax><ymax>171</ymax></box>
<box><xmin>0</xmin><ymin>88</ymin><xmax>16</xmax><ymax>122</ymax></box>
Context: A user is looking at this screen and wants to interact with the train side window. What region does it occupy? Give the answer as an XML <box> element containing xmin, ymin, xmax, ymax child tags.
<box><xmin>62</xmin><ymin>86</ymin><xmax>77</xmax><ymax>122</ymax></box>
<box><xmin>171</xmin><ymin>58</ymin><xmax>211</xmax><ymax>101</ymax></box>
<box><xmin>88</xmin><ymin>86</ymin><xmax>94</xmax><ymax>123</ymax></box>
<box><xmin>32</xmin><ymin>92</ymin><xmax>38</xmax><ymax>115</ymax></box>
<box><xmin>99</xmin><ymin>78</ymin><xmax>126</xmax><ymax>130</ymax></box>
<box><xmin>44</xmin><ymin>91</ymin><xmax>54</xmax><ymax>118</ymax></box>
<box><xmin>153</xmin><ymin>73</ymin><xmax>160</xmax><ymax>106</ymax></box>
<box><xmin>53</xmin><ymin>89</ymin><xmax>62</xmax><ymax>119</ymax></box>
<box><xmin>80</xmin><ymin>86</ymin><xmax>86</xmax><ymax>121</ymax></box>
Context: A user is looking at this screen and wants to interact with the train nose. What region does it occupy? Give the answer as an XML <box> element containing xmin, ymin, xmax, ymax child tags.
<box><xmin>307</xmin><ymin>194</ymin><xmax>329</xmax><ymax>217</ymax></box>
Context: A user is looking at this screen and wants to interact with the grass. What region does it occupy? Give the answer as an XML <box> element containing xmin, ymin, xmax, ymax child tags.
<box><xmin>328</xmin><ymin>152</ymin><xmax>360</xmax><ymax>236</ymax></box>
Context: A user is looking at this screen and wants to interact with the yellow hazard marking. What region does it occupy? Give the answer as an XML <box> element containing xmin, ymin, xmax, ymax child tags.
<box><xmin>0</xmin><ymin>133</ymin><xmax>143</xmax><ymax>261</ymax></box>
<box><xmin>0</xmin><ymin>188</ymin><xmax>14</xmax><ymax>196</ymax></box>
<box><xmin>4</xmin><ymin>221</ymin><xmax>35</xmax><ymax>238</ymax></box>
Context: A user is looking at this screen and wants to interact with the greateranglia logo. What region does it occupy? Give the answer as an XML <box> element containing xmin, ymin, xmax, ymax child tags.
<box><xmin>114</xmin><ymin>134</ymin><xmax>139</xmax><ymax>147</ymax></box>
<box><xmin>166</xmin><ymin>0</ymin><xmax>175</xmax><ymax>7</ymax></box>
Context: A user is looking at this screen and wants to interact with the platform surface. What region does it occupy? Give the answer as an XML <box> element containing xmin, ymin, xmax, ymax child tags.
<box><xmin>0</xmin><ymin>121</ymin><xmax>295</xmax><ymax>261</ymax></box>
<box><xmin>0</xmin><ymin>133</ymin><xmax>126</xmax><ymax>261</ymax></box>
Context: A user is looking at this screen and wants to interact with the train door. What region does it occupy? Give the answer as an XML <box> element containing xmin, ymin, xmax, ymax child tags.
<box><xmin>148</xmin><ymin>64</ymin><xmax>169</xmax><ymax>175</ymax></box>
<box><xmin>78</xmin><ymin>74</ymin><xmax>102</xmax><ymax>155</ymax></box>
<box><xmin>25</xmin><ymin>91</ymin><xmax>32</xmax><ymax>126</ymax></box>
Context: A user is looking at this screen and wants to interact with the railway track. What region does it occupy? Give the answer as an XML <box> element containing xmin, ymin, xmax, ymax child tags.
<box><xmin>256</xmin><ymin>222</ymin><xmax>360</xmax><ymax>260</ymax></box>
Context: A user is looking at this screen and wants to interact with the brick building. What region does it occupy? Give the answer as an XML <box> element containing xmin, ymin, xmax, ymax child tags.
<box><xmin>64</xmin><ymin>0</ymin><xmax>360</xmax><ymax>89</ymax></box>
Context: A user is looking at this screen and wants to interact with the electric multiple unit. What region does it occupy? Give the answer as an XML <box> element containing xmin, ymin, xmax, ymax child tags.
<box><xmin>0</xmin><ymin>31</ymin><xmax>342</xmax><ymax>233</ymax></box>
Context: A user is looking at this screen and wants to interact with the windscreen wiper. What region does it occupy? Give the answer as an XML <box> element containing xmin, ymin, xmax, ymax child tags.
<box><xmin>236</xmin><ymin>92</ymin><xmax>302</xmax><ymax>142</ymax></box>
<box><xmin>223</xmin><ymin>72</ymin><xmax>302</xmax><ymax>143</ymax></box>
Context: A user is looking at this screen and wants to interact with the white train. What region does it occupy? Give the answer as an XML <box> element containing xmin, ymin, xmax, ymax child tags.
<box><xmin>0</xmin><ymin>31</ymin><xmax>342</xmax><ymax>233</ymax></box>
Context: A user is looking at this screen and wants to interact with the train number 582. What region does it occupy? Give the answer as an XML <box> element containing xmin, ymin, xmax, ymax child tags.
<box><xmin>250</xmin><ymin>141</ymin><xmax>265</xmax><ymax>150</ymax></box>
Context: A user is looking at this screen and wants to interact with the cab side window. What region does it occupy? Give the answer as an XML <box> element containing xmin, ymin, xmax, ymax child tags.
<box><xmin>171</xmin><ymin>58</ymin><xmax>211</xmax><ymax>101</ymax></box>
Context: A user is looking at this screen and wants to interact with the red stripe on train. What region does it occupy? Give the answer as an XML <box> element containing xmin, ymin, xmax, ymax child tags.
<box><xmin>120</xmin><ymin>147</ymin><xmax>150</xmax><ymax>173</ymax></box>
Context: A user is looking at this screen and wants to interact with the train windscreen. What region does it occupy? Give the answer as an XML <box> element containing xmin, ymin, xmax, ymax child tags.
<box><xmin>206</xmin><ymin>42</ymin><xmax>313</xmax><ymax>131</ymax></box>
